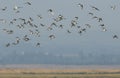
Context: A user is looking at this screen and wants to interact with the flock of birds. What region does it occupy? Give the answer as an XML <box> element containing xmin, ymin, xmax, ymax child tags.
<box><xmin>0</xmin><ymin>1</ymin><xmax>119</xmax><ymax>48</ymax></box>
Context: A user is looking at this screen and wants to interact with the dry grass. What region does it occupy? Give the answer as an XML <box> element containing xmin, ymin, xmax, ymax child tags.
<box><xmin>0</xmin><ymin>68</ymin><xmax>120</xmax><ymax>78</ymax></box>
<box><xmin>0</xmin><ymin>68</ymin><xmax>120</xmax><ymax>73</ymax></box>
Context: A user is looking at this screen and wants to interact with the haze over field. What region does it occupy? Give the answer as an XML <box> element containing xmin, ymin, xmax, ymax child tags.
<box><xmin>0</xmin><ymin>0</ymin><xmax>120</xmax><ymax>65</ymax></box>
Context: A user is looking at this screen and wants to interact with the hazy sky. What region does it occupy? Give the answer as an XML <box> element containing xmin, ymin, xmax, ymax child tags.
<box><xmin>0</xmin><ymin>0</ymin><xmax>120</xmax><ymax>56</ymax></box>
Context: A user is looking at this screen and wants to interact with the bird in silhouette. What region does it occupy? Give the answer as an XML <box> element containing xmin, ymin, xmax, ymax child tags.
<box><xmin>75</xmin><ymin>17</ymin><xmax>79</xmax><ymax>20</ymax></box>
<box><xmin>0</xmin><ymin>19</ymin><xmax>6</xmax><ymax>23</ymax></box>
<box><xmin>3</xmin><ymin>29</ymin><xmax>14</xmax><ymax>34</ymax></box>
<box><xmin>13</xmin><ymin>5</ymin><xmax>22</xmax><ymax>11</ymax></box>
<box><xmin>37</xmin><ymin>15</ymin><xmax>42</xmax><ymax>19</ymax></box>
<box><xmin>19</xmin><ymin>18</ymin><xmax>26</xmax><ymax>22</ymax></box>
<box><xmin>78</xmin><ymin>30</ymin><xmax>82</xmax><ymax>35</ymax></box>
<box><xmin>48</xmin><ymin>9</ymin><xmax>54</xmax><ymax>15</ymax></box>
<box><xmin>90</xmin><ymin>5</ymin><xmax>100</xmax><ymax>11</ymax></box>
<box><xmin>27</xmin><ymin>20</ymin><xmax>33</xmax><ymax>27</ymax></box>
<box><xmin>23</xmin><ymin>35</ymin><xmax>30</xmax><ymax>41</ymax></box>
<box><xmin>33</xmin><ymin>24</ymin><xmax>38</xmax><ymax>28</ymax></box>
<box><xmin>36</xmin><ymin>43</ymin><xmax>40</xmax><ymax>47</ymax></box>
<box><xmin>92</xmin><ymin>16</ymin><xmax>98</xmax><ymax>19</ymax></box>
<box><xmin>101</xmin><ymin>27</ymin><xmax>107</xmax><ymax>32</ymax></box>
<box><xmin>88</xmin><ymin>12</ymin><xmax>94</xmax><ymax>16</ymax></box>
<box><xmin>99</xmin><ymin>24</ymin><xmax>105</xmax><ymax>27</ymax></box>
<box><xmin>47</xmin><ymin>26</ymin><xmax>53</xmax><ymax>31</ymax></box>
<box><xmin>98</xmin><ymin>18</ymin><xmax>103</xmax><ymax>22</ymax></box>
<box><xmin>59</xmin><ymin>25</ymin><xmax>64</xmax><ymax>29</ymax></box>
<box><xmin>71</xmin><ymin>20</ymin><xmax>77</xmax><ymax>27</ymax></box>
<box><xmin>29</xmin><ymin>17</ymin><xmax>33</xmax><ymax>21</ymax></box>
<box><xmin>67</xmin><ymin>30</ymin><xmax>71</xmax><ymax>33</ymax></box>
<box><xmin>85</xmin><ymin>24</ymin><xmax>91</xmax><ymax>28</ymax></box>
<box><xmin>77</xmin><ymin>26</ymin><xmax>81</xmax><ymax>28</ymax></box>
<box><xmin>6</xmin><ymin>43</ymin><xmax>10</xmax><ymax>47</ymax></box>
<box><xmin>29</xmin><ymin>30</ymin><xmax>34</xmax><ymax>35</ymax></box>
<box><xmin>78</xmin><ymin>3</ymin><xmax>83</xmax><ymax>10</ymax></box>
<box><xmin>111</xmin><ymin>5</ymin><xmax>116</xmax><ymax>10</ymax></box>
<box><xmin>12</xmin><ymin>37</ymin><xmax>20</xmax><ymax>45</ymax></box>
<box><xmin>40</xmin><ymin>23</ymin><xmax>45</xmax><ymax>27</ymax></box>
<box><xmin>1</xmin><ymin>6</ymin><xmax>7</xmax><ymax>11</ymax></box>
<box><xmin>54</xmin><ymin>15</ymin><xmax>65</xmax><ymax>22</ymax></box>
<box><xmin>81</xmin><ymin>28</ymin><xmax>86</xmax><ymax>32</ymax></box>
<box><xmin>49</xmin><ymin>35</ymin><xmax>55</xmax><ymax>39</ymax></box>
<box><xmin>113</xmin><ymin>35</ymin><xmax>118</xmax><ymax>39</ymax></box>
<box><xmin>25</xmin><ymin>2</ymin><xmax>31</xmax><ymax>5</ymax></box>
<box><xmin>50</xmin><ymin>22</ymin><xmax>57</xmax><ymax>27</ymax></box>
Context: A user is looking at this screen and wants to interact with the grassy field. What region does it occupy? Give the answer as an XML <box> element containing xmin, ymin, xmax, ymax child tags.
<box><xmin>0</xmin><ymin>68</ymin><xmax>120</xmax><ymax>78</ymax></box>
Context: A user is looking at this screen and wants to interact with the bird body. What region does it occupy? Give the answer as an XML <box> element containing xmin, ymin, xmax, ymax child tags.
<box><xmin>25</xmin><ymin>2</ymin><xmax>31</xmax><ymax>5</ymax></box>
<box><xmin>48</xmin><ymin>9</ymin><xmax>54</xmax><ymax>15</ymax></box>
<box><xmin>90</xmin><ymin>5</ymin><xmax>100</xmax><ymax>11</ymax></box>
<box><xmin>113</xmin><ymin>35</ymin><xmax>118</xmax><ymax>39</ymax></box>
<box><xmin>49</xmin><ymin>35</ymin><xmax>55</xmax><ymax>39</ymax></box>
<box><xmin>1</xmin><ymin>6</ymin><xmax>7</xmax><ymax>11</ymax></box>
<box><xmin>78</xmin><ymin>3</ymin><xmax>83</xmax><ymax>9</ymax></box>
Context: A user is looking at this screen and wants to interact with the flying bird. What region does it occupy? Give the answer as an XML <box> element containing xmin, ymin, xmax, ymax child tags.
<box><xmin>111</xmin><ymin>5</ymin><xmax>116</xmax><ymax>10</ymax></box>
<box><xmin>59</xmin><ymin>25</ymin><xmax>64</xmax><ymax>29</ymax></box>
<box><xmin>23</xmin><ymin>35</ymin><xmax>30</xmax><ymax>41</ymax></box>
<box><xmin>1</xmin><ymin>6</ymin><xmax>7</xmax><ymax>11</ymax></box>
<box><xmin>12</xmin><ymin>37</ymin><xmax>20</xmax><ymax>45</ymax></box>
<box><xmin>6</xmin><ymin>43</ymin><xmax>10</xmax><ymax>47</ymax></box>
<box><xmin>101</xmin><ymin>27</ymin><xmax>107</xmax><ymax>32</ymax></box>
<box><xmin>77</xmin><ymin>3</ymin><xmax>83</xmax><ymax>9</ymax></box>
<box><xmin>50</xmin><ymin>22</ymin><xmax>57</xmax><ymax>27</ymax></box>
<box><xmin>13</xmin><ymin>5</ymin><xmax>22</xmax><ymax>10</ymax></box>
<box><xmin>47</xmin><ymin>27</ymin><xmax>53</xmax><ymax>31</ymax></box>
<box><xmin>36</xmin><ymin>43</ymin><xmax>40</xmax><ymax>47</ymax></box>
<box><xmin>92</xmin><ymin>16</ymin><xmax>98</xmax><ymax>19</ymax></box>
<box><xmin>0</xmin><ymin>19</ymin><xmax>6</xmax><ymax>23</ymax></box>
<box><xmin>88</xmin><ymin>12</ymin><xmax>94</xmax><ymax>16</ymax></box>
<box><xmin>75</xmin><ymin>17</ymin><xmax>79</xmax><ymax>20</ymax></box>
<box><xmin>78</xmin><ymin>30</ymin><xmax>82</xmax><ymax>35</ymax></box>
<box><xmin>99</xmin><ymin>24</ymin><xmax>105</xmax><ymax>27</ymax></box>
<box><xmin>71</xmin><ymin>20</ymin><xmax>77</xmax><ymax>27</ymax></box>
<box><xmin>113</xmin><ymin>35</ymin><xmax>118</xmax><ymax>39</ymax></box>
<box><xmin>90</xmin><ymin>5</ymin><xmax>100</xmax><ymax>11</ymax></box>
<box><xmin>48</xmin><ymin>9</ymin><xmax>54</xmax><ymax>15</ymax></box>
<box><xmin>25</xmin><ymin>2</ymin><xmax>32</xmax><ymax>5</ymax></box>
<box><xmin>3</xmin><ymin>29</ymin><xmax>14</xmax><ymax>34</ymax></box>
<box><xmin>67</xmin><ymin>30</ymin><xmax>71</xmax><ymax>33</ymax></box>
<box><xmin>81</xmin><ymin>28</ymin><xmax>86</xmax><ymax>32</ymax></box>
<box><xmin>85</xmin><ymin>24</ymin><xmax>91</xmax><ymax>28</ymax></box>
<box><xmin>98</xmin><ymin>18</ymin><xmax>103</xmax><ymax>22</ymax></box>
<box><xmin>77</xmin><ymin>26</ymin><xmax>81</xmax><ymax>28</ymax></box>
<box><xmin>37</xmin><ymin>15</ymin><xmax>43</xmax><ymax>19</ymax></box>
<box><xmin>54</xmin><ymin>14</ymin><xmax>65</xmax><ymax>22</ymax></box>
<box><xmin>49</xmin><ymin>35</ymin><xmax>55</xmax><ymax>39</ymax></box>
<box><xmin>40</xmin><ymin>23</ymin><xmax>45</xmax><ymax>27</ymax></box>
<box><xmin>29</xmin><ymin>17</ymin><xmax>34</xmax><ymax>21</ymax></box>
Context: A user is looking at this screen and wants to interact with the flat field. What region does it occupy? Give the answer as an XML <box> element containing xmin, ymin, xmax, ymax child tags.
<box><xmin>0</xmin><ymin>69</ymin><xmax>120</xmax><ymax>78</ymax></box>
<box><xmin>1</xmin><ymin>67</ymin><xmax>120</xmax><ymax>78</ymax></box>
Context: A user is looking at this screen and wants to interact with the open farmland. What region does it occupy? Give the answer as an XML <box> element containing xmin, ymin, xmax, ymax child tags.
<box><xmin>1</xmin><ymin>66</ymin><xmax>120</xmax><ymax>78</ymax></box>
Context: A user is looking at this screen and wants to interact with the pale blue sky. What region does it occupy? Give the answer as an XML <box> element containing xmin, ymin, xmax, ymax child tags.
<box><xmin>0</xmin><ymin>0</ymin><xmax>120</xmax><ymax>57</ymax></box>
